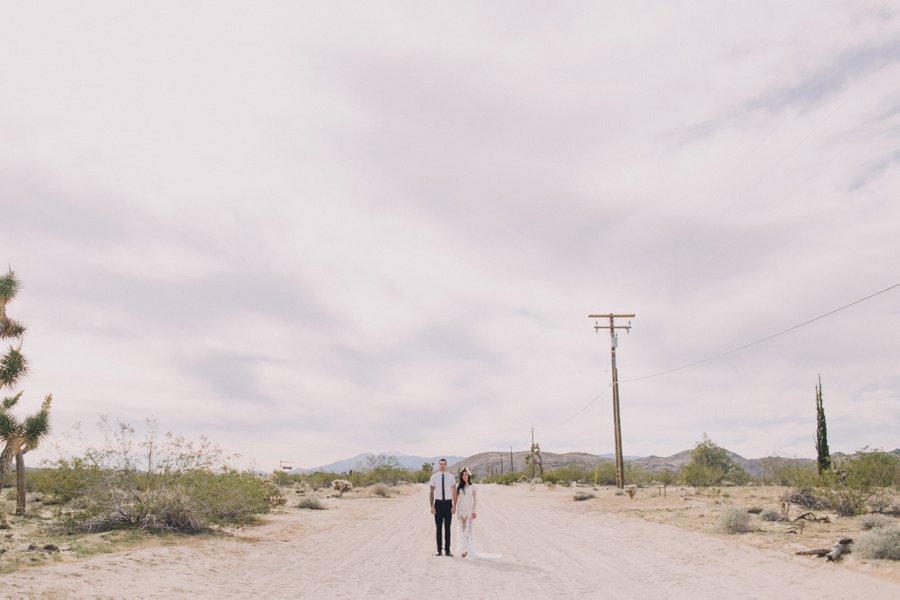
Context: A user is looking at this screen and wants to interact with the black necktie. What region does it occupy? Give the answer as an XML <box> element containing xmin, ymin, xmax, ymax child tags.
<box><xmin>442</xmin><ymin>473</ymin><xmax>445</xmax><ymax>500</ymax></box>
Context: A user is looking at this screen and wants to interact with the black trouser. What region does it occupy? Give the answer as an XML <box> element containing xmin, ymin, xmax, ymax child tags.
<box><xmin>434</xmin><ymin>499</ymin><xmax>452</xmax><ymax>552</ymax></box>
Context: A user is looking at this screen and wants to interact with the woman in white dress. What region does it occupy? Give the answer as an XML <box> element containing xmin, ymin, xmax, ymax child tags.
<box><xmin>454</xmin><ymin>467</ymin><xmax>478</xmax><ymax>559</ymax></box>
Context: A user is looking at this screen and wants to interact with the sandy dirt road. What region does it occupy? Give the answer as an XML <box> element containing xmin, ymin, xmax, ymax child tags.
<box><xmin>5</xmin><ymin>484</ymin><xmax>899</xmax><ymax>599</ymax></box>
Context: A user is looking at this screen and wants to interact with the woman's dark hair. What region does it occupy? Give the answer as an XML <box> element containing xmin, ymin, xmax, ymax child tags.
<box><xmin>457</xmin><ymin>468</ymin><xmax>473</xmax><ymax>493</ymax></box>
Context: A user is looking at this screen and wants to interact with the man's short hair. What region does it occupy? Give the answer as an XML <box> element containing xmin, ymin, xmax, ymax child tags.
<box><xmin>439</xmin><ymin>458</ymin><xmax>447</xmax><ymax>463</ymax></box>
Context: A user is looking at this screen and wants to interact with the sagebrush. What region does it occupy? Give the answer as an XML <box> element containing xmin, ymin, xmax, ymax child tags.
<box><xmin>718</xmin><ymin>507</ymin><xmax>752</xmax><ymax>534</ymax></box>
<box><xmin>855</xmin><ymin>526</ymin><xmax>900</xmax><ymax>560</ymax></box>
<box><xmin>41</xmin><ymin>418</ymin><xmax>284</xmax><ymax>534</ymax></box>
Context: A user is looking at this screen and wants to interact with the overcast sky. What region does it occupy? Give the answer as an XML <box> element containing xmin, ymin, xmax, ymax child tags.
<box><xmin>2</xmin><ymin>1</ymin><xmax>898</xmax><ymax>470</ymax></box>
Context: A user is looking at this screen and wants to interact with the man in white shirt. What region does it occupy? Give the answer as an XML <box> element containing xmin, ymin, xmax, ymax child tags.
<box><xmin>429</xmin><ymin>458</ymin><xmax>456</xmax><ymax>557</ymax></box>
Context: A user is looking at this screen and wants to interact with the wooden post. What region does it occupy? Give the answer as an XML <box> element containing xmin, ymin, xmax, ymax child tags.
<box><xmin>589</xmin><ymin>313</ymin><xmax>635</xmax><ymax>489</ymax></box>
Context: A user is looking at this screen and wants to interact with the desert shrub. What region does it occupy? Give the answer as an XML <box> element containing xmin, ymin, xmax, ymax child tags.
<box><xmin>59</xmin><ymin>469</ymin><xmax>284</xmax><ymax>534</ymax></box>
<box><xmin>825</xmin><ymin>487</ymin><xmax>869</xmax><ymax>516</ymax></box>
<box><xmin>760</xmin><ymin>509</ymin><xmax>780</xmax><ymax>521</ymax></box>
<box><xmin>573</xmin><ymin>491</ymin><xmax>595</xmax><ymax>501</ymax></box>
<box><xmin>371</xmin><ymin>483</ymin><xmax>392</xmax><ymax>497</ymax></box>
<box><xmin>783</xmin><ymin>488</ymin><xmax>828</xmax><ymax>510</ymax></box>
<box><xmin>859</xmin><ymin>514</ymin><xmax>897</xmax><ymax>530</ymax></box>
<box><xmin>682</xmin><ymin>436</ymin><xmax>749</xmax><ymax>487</ymax></box>
<box><xmin>718</xmin><ymin>507</ymin><xmax>753</xmax><ymax>534</ymax></box>
<box><xmin>482</xmin><ymin>472</ymin><xmax>526</xmax><ymax>486</ymax></box>
<box><xmin>655</xmin><ymin>469</ymin><xmax>676</xmax><ymax>487</ymax></box>
<box><xmin>271</xmin><ymin>471</ymin><xmax>303</xmax><ymax>487</ymax></box>
<box><xmin>544</xmin><ymin>465</ymin><xmax>590</xmax><ymax>485</ymax></box>
<box><xmin>855</xmin><ymin>526</ymin><xmax>900</xmax><ymax>560</ymax></box>
<box><xmin>625</xmin><ymin>466</ymin><xmax>654</xmax><ymax>487</ymax></box>
<box><xmin>596</xmin><ymin>463</ymin><xmax>618</xmax><ymax>486</ymax></box>
<box><xmin>297</xmin><ymin>497</ymin><xmax>325</xmax><ymax>510</ymax></box>
<box><xmin>758</xmin><ymin>457</ymin><xmax>819</xmax><ymax>487</ymax></box>
<box><xmin>49</xmin><ymin>418</ymin><xmax>284</xmax><ymax>534</ymax></box>
<box><xmin>302</xmin><ymin>471</ymin><xmax>337</xmax><ymax>491</ymax></box>
<box><xmin>0</xmin><ymin>511</ymin><xmax>8</xmax><ymax>529</ymax></box>
<box><xmin>747</xmin><ymin>507</ymin><xmax>763</xmax><ymax>514</ymax></box>
<box><xmin>331</xmin><ymin>479</ymin><xmax>353</xmax><ymax>497</ymax></box>
<box><xmin>827</xmin><ymin>449</ymin><xmax>900</xmax><ymax>515</ymax></box>
<box><xmin>30</xmin><ymin>458</ymin><xmax>107</xmax><ymax>503</ymax></box>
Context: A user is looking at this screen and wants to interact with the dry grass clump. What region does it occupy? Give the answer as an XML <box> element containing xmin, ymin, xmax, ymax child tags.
<box><xmin>371</xmin><ymin>483</ymin><xmax>392</xmax><ymax>498</ymax></box>
<box><xmin>760</xmin><ymin>509</ymin><xmax>781</xmax><ymax>521</ymax></box>
<box><xmin>855</xmin><ymin>526</ymin><xmax>900</xmax><ymax>560</ymax></box>
<box><xmin>573</xmin><ymin>491</ymin><xmax>595</xmax><ymax>502</ymax></box>
<box><xmin>297</xmin><ymin>497</ymin><xmax>326</xmax><ymax>510</ymax></box>
<box><xmin>859</xmin><ymin>514</ymin><xmax>897</xmax><ymax>530</ymax></box>
<box><xmin>718</xmin><ymin>507</ymin><xmax>753</xmax><ymax>534</ymax></box>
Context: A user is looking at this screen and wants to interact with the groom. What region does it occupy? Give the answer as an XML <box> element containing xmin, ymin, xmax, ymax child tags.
<box><xmin>429</xmin><ymin>458</ymin><xmax>456</xmax><ymax>557</ymax></box>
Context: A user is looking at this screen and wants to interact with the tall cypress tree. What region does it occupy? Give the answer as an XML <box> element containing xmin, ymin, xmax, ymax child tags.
<box><xmin>815</xmin><ymin>374</ymin><xmax>831</xmax><ymax>476</ymax></box>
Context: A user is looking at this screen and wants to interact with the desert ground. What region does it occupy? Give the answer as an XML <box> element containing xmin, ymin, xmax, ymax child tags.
<box><xmin>3</xmin><ymin>483</ymin><xmax>899</xmax><ymax>599</ymax></box>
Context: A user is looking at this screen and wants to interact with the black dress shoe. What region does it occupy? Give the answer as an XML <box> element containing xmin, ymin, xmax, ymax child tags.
<box><xmin>435</xmin><ymin>551</ymin><xmax>443</xmax><ymax>556</ymax></box>
<box><xmin>445</xmin><ymin>552</ymin><xmax>453</xmax><ymax>557</ymax></box>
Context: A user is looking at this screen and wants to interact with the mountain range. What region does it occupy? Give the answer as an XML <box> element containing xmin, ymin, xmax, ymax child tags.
<box><xmin>298</xmin><ymin>448</ymin><xmax>900</xmax><ymax>478</ymax></box>
<box><xmin>295</xmin><ymin>453</ymin><xmax>465</xmax><ymax>474</ymax></box>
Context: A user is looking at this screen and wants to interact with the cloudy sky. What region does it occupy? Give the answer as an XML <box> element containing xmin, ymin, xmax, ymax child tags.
<box><xmin>2</xmin><ymin>1</ymin><xmax>898</xmax><ymax>470</ymax></box>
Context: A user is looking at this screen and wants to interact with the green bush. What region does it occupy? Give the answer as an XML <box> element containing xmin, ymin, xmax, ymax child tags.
<box><xmin>481</xmin><ymin>472</ymin><xmax>526</xmax><ymax>486</ymax></box>
<box><xmin>48</xmin><ymin>418</ymin><xmax>284</xmax><ymax>534</ymax></box>
<box><xmin>543</xmin><ymin>465</ymin><xmax>591</xmax><ymax>485</ymax></box>
<box><xmin>625</xmin><ymin>466</ymin><xmax>654</xmax><ymax>487</ymax></box>
<box><xmin>682</xmin><ymin>436</ymin><xmax>749</xmax><ymax>487</ymax></box>
<box><xmin>855</xmin><ymin>526</ymin><xmax>900</xmax><ymax>560</ymax></box>
<box><xmin>29</xmin><ymin>458</ymin><xmax>107</xmax><ymax>503</ymax></box>
<box><xmin>718</xmin><ymin>507</ymin><xmax>752</xmax><ymax>534</ymax></box>
<box><xmin>758</xmin><ymin>458</ymin><xmax>819</xmax><ymax>487</ymax></box>
<box><xmin>58</xmin><ymin>469</ymin><xmax>285</xmax><ymax>534</ymax></box>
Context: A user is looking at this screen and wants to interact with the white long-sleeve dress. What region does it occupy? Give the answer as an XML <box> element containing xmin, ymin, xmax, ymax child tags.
<box><xmin>455</xmin><ymin>484</ymin><xmax>478</xmax><ymax>558</ymax></box>
<box><xmin>454</xmin><ymin>484</ymin><xmax>501</xmax><ymax>560</ymax></box>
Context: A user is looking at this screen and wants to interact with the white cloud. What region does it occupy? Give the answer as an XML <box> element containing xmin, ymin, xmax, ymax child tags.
<box><xmin>2</xmin><ymin>1</ymin><xmax>898</xmax><ymax>469</ymax></box>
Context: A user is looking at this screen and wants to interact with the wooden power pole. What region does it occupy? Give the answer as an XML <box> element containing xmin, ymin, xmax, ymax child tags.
<box><xmin>589</xmin><ymin>313</ymin><xmax>635</xmax><ymax>489</ymax></box>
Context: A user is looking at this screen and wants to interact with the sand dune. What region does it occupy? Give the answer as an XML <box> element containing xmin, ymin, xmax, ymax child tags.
<box><xmin>7</xmin><ymin>484</ymin><xmax>899</xmax><ymax>599</ymax></box>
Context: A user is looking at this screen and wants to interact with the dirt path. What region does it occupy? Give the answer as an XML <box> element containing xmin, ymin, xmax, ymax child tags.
<box><xmin>4</xmin><ymin>485</ymin><xmax>899</xmax><ymax>599</ymax></box>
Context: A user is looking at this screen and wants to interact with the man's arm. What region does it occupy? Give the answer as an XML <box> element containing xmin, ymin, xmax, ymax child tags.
<box><xmin>429</xmin><ymin>484</ymin><xmax>436</xmax><ymax>515</ymax></box>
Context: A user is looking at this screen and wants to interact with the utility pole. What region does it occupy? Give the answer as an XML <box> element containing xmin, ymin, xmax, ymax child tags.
<box><xmin>589</xmin><ymin>313</ymin><xmax>635</xmax><ymax>489</ymax></box>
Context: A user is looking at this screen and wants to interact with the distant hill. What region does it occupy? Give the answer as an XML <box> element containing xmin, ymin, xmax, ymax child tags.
<box><xmin>296</xmin><ymin>448</ymin><xmax>900</xmax><ymax>478</ymax></box>
<box><xmin>450</xmin><ymin>451</ymin><xmax>612</xmax><ymax>478</ymax></box>
<box><xmin>296</xmin><ymin>453</ymin><xmax>465</xmax><ymax>474</ymax></box>
<box><xmin>454</xmin><ymin>449</ymin><xmax>815</xmax><ymax>479</ymax></box>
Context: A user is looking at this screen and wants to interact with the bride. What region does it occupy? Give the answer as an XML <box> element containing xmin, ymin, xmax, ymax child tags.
<box><xmin>453</xmin><ymin>467</ymin><xmax>500</xmax><ymax>560</ymax></box>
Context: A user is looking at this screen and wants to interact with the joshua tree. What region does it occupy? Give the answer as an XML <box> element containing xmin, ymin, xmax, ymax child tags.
<box><xmin>0</xmin><ymin>268</ymin><xmax>52</xmax><ymax>515</ymax></box>
<box><xmin>815</xmin><ymin>375</ymin><xmax>831</xmax><ymax>477</ymax></box>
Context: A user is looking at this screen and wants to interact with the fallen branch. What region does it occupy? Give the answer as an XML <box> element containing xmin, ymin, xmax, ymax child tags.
<box><xmin>793</xmin><ymin>512</ymin><xmax>830</xmax><ymax>523</ymax></box>
<box><xmin>795</xmin><ymin>538</ymin><xmax>853</xmax><ymax>561</ymax></box>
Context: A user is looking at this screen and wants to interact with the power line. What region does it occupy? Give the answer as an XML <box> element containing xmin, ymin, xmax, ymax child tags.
<box><xmin>624</xmin><ymin>279</ymin><xmax>900</xmax><ymax>383</ymax></box>
<box><xmin>542</xmin><ymin>384</ymin><xmax>612</xmax><ymax>431</ymax></box>
<box><xmin>541</xmin><ymin>279</ymin><xmax>899</xmax><ymax>435</ymax></box>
